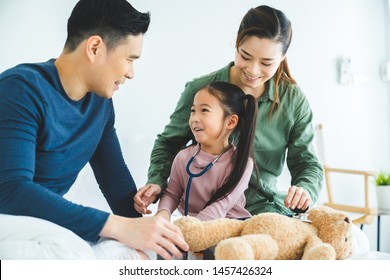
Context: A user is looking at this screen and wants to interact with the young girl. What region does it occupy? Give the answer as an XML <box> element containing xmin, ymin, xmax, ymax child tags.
<box><xmin>156</xmin><ymin>81</ymin><xmax>257</xmax><ymax>221</ymax></box>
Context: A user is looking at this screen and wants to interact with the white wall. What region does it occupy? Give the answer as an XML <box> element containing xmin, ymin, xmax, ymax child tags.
<box><xmin>1</xmin><ymin>0</ymin><xmax>389</xmax><ymax>253</ymax></box>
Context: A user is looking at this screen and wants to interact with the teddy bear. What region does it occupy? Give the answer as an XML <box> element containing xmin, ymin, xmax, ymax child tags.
<box><xmin>174</xmin><ymin>206</ymin><xmax>353</xmax><ymax>260</ymax></box>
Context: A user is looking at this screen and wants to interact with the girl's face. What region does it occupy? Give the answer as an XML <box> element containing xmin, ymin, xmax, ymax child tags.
<box><xmin>189</xmin><ymin>89</ymin><xmax>235</xmax><ymax>154</ymax></box>
<box><xmin>233</xmin><ymin>36</ymin><xmax>285</xmax><ymax>93</ymax></box>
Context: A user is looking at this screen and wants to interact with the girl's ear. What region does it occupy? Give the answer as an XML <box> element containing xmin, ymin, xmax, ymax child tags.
<box><xmin>227</xmin><ymin>114</ymin><xmax>239</xmax><ymax>130</ymax></box>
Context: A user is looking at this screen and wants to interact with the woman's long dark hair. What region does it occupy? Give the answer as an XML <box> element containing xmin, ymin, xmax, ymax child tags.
<box><xmin>202</xmin><ymin>81</ymin><xmax>258</xmax><ymax>206</ymax></box>
<box><xmin>236</xmin><ymin>5</ymin><xmax>296</xmax><ymax>121</ymax></box>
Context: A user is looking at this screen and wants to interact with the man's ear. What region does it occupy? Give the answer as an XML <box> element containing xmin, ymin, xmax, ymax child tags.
<box><xmin>227</xmin><ymin>114</ymin><xmax>239</xmax><ymax>130</ymax></box>
<box><xmin>85</xmin><ymin>35</ymin><xmax>104</xmax><ymax>62</ymax></box>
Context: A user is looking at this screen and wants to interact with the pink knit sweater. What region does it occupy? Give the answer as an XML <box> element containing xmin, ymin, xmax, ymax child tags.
<box><xmin>157</xmin><ymin>144</ymin><xmax>253</xmax><ymax>221</ymax></box>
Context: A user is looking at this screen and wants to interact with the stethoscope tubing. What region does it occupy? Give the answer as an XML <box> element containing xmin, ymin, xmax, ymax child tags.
<box><xmin>184</xmin><ymin>156</ymin><xmax>213</xmax><ymax>216</ymax></box>
<box><xmin>182</xmin><ymin>145</ymin><xmax>231</xmax><ymax>259</ymax></box>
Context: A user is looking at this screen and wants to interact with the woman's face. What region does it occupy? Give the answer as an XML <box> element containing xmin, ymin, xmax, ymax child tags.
<box><xmin>233</xmin><ymin>36</ymin><xmax>285</xmax><ymax>91</ymax></box>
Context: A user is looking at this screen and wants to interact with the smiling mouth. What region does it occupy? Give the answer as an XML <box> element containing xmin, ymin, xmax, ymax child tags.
<box><xmin>192</xmin><ymin>127</ymin><xmax>203</xmax><ymax>132</ymax></box>
<box><xmin>114</xmin><ymin>82</ymin><xmax>122</xmax><ymax>90</ymax></box>
<box><xmin>243</xmin><ymin>71</ymin><xmax>261</xmax><ymax>81</ymax></box>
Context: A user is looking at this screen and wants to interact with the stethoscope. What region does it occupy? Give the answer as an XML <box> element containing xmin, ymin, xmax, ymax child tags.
<box><xmin>183</xmin><ymin>144</ymin><xmax>231</xmax><ymax>216</ymax></box>
<box><xmin>182</xmin><ymin>144</ymin><xmax>230</xmax><ymax>260</ymax></box>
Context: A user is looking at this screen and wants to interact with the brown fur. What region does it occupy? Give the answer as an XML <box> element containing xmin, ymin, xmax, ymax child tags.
<box><xmin>174</xmin><ymin>206</ymin><xmax>353</xmax><ymax>260</ymax></box>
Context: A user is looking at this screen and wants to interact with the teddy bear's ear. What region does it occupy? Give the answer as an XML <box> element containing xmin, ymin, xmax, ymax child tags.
<box><xmin>308</xmin><ymin>206</ymin><xmax>351</xmax><ymax>227</ymax></box>
<box><xmin>307</xmin><ymin>206</ymin><xmax>328</xmax><ymax>223</ymax></box>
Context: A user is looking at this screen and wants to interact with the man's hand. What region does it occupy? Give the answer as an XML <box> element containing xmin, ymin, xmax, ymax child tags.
<box><xmin>100</xmin><ymin>214</ymin><xmax>189</xmax><ymax>260</ymax></box>
<box><xmin>134</xmin><ymin>184</ymin><xmax>161</xmax><ymax>214</ymax></box>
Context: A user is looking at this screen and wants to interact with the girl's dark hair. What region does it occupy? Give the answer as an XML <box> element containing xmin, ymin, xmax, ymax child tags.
<box><xmin>203</xmin><ymin>81</ymin><xmax>258</xmax><ymax>206</ymax></box>
<box><xmin>236</xmin><ymin>5</ymin><xmax>296</xmax><ymax>120</ymax></box>
<box><xmin>65</xmin><ymin>0</ymin><xmax>151</xmax><ymax>52</ymax></box>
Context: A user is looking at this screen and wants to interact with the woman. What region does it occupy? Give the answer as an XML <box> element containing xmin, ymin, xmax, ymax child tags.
<box><xmin>134</xmin><ymin>5</ymin><xmax>323</xmax><ymax>217</ymax></box>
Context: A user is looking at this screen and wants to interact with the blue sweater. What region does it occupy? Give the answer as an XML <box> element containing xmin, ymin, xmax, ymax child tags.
<box><xmin>0</xmin><ymin>60</ymin><xmax>141</xmax><ymax>242</ymax></box>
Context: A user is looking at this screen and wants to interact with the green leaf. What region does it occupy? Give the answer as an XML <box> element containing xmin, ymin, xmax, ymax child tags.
<box><xmin>375</xmin><ymin>170</ymin><xmax>390</xmax><ymax>186</ymax></box>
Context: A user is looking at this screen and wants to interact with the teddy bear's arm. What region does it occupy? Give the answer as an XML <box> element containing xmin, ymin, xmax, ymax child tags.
<box><xmin>215</xmin><ymin>234</ymin><xmax>279</xmax><ymax>260</ymax></box>
<box><xmin>174</xmin><ymin>216</ymin><xmax>243</xmax><ymax>252</ymax></box>
<box><xmin>301</xmin><ymin>235</ymin><xmax>336</xmax><ymax>260</ymax></box>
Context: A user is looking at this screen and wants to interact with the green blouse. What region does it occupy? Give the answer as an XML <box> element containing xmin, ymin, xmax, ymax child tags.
<box><xmin>147</xmin><ymin>62</ymin><xmax>323</xmax><ymax>215</ymax></box>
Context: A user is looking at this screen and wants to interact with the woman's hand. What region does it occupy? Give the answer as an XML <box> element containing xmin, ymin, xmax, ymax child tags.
<box><xmin>284</xmin><ymin>185</ymin><xmax>311</xmax><ymax>211</ymax></box>
<box><xmin>134</xmin><ymin>184</ymin><xmax>161</xmax><ymax>214</ymax></box>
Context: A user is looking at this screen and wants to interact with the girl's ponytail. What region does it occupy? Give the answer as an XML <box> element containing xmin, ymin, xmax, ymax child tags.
<box><xmin>238</xmin><ymin>94</ymin><xmax>257</xmax><ymax>164</ymax></box>
<box><xmin>205</xmin><ymin>82</ymin><xmax>258</xmax><ymax>207</ymax></box>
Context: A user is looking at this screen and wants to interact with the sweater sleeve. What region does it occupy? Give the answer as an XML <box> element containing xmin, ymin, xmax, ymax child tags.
<box><xmin>89</xmin><ymin>110</ymin><xmax>141</xmax><ymax>218</ymax></box>
<box><xmin>196</xmin><ymin>158</ymin><xmax>254</xmax><ymax>221</ymax></box>
<box><xmin>146</xmin><ymin>82</ymin><xmax>196</xmax><ymax>191</ymax></box>
<box><xmin>0</xmin><ymin>74</ymin><xmax>109</xmax><ymax>243</ymax></box>
<box><xmin>286</xmin><ymin>92</ymin><xmax>323</xmax><ymax>204</ymax></box>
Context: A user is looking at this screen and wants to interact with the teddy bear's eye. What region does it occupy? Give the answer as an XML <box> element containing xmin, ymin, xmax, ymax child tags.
<box><xmin>345</xmin><ymin>237</ymin><xmax>348</xmax><ymax>242</ymax></box>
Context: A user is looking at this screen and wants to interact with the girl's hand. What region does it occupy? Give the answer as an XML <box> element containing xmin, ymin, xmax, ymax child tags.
<box><xmin>284</xmin><ymin>185</ymin><xmax>311</xmax><ymax>211</ymax></box>
<box><xmin>155</xmin><ymin>209</ymin><xmax>171</xmax><ymax>221</ymax></box>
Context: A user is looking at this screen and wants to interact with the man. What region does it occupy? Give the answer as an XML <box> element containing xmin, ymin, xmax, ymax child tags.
<box><xmin>0</xmin><ymin>0</ymin><xmax>188</xmax><ymax>260</ymax></box>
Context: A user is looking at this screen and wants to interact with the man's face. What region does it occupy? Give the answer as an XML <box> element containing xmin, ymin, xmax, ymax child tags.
<box><xmin>91</xmin><ymin>34</ymin><xmax>144</xmax><ymax>99</ymax></box>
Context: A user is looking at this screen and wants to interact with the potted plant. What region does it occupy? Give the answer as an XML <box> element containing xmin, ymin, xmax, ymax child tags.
<box><xmin>375</xmin><ymin>170</ymin><xmax>390</xmax><ymax>210</ymax></box>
